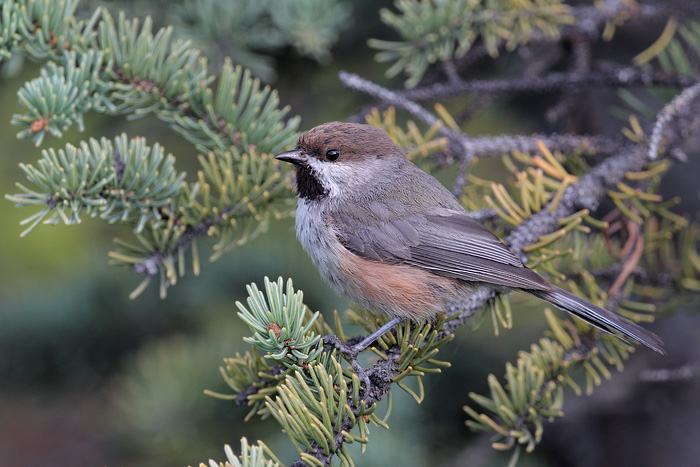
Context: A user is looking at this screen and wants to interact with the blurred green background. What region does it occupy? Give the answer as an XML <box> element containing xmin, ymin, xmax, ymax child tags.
<box><xmin>1</xmin><ymin>1</ymin><xmax>699</xmax><ymax>466</ymax></box>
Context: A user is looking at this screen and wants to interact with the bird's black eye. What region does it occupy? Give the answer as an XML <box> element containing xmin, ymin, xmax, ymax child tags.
<box><xmin>325</xmin><ymin>149</ymin><xmax>340</xmax><ymax>161</ymax></box>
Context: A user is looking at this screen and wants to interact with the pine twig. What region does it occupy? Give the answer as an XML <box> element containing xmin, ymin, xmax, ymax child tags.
<box><xmin>339</xmin><ymin>71</ymin><xmax>624</xmax><ymax>165</ymax></box>
<box><xmin>648</xmin><ymin>80</ymin><xmax>700</xmax><ymax>160</ymax></box>
<box><xmin>401</xmin><ymin>67</ymin><xmax>697</xmax><ymax>102</ymax></box>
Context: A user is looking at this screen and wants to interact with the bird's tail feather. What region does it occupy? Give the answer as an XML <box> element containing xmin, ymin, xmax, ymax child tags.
<box><xmin>530</xmin><ymin>286</ymin><xmax>665</xmax><ymax>354</ymax></box>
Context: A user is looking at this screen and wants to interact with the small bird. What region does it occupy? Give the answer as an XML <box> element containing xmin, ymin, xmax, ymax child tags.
<box><xmin>275</xmin><ymin>122</ymin><xmax>664</xmax><ymax>354</ymax></box>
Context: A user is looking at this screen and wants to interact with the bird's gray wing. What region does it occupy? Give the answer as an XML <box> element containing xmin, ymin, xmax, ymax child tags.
<box><xmin>334</xmin><ymin>207</ymin><xmax>551</xmax><ymax>291</ymax></box>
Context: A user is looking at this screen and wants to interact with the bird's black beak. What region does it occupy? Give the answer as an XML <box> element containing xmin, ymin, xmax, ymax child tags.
<box><xmin>275</xmin><ymin>149</ymin><xmax>306</xmax><ymax>165</ymax></box>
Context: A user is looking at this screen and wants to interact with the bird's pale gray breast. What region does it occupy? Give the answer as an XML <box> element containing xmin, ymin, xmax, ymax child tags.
<box><xmin>295</xmin><ymin>198</ymin><xmax>350</xmax><ymax>294</ymax></box>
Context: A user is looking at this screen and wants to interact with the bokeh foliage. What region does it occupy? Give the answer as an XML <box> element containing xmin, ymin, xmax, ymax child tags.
<box><xmin>3</xmin><ymin>0</ymin><xmax>300</xmax><ymax>298</ymax></box>
<box><xmin>3</xmin><ymin>1</ymin><xmax>700</xmax><ymax>466</ymax></box>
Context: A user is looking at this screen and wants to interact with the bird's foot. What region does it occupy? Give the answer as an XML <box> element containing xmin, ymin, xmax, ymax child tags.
<box><xmin>323</xmin><ymin>334</ymin><xmax>370</xmax><ymax>392</ymax></box>
<box><xmin>323</xmin><ymin>317</ymin><xmax>403</xmax><ymax>394</ymax></box>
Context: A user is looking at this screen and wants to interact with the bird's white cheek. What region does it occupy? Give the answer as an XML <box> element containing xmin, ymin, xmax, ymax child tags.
<box><xmin>306</xmin><ymin>160</ymin><xmax>346</xmax><ymax>198</ymax></box>
<box><xmin>306</xmin><ymin>159</ymin><xmax>383</xmax><ymax>199</ymax></box>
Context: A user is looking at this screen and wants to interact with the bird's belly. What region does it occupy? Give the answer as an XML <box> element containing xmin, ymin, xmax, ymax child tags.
<box><xmin>295</xmin><ymin>200</ymin><xmax>471</xmax><ymax>320</ymax></box>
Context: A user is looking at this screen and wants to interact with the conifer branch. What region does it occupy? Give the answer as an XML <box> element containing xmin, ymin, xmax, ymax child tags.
<box><xmin>371</xmin><ymin>0</ymin><xmax>700</xmax><ymax>87</ymax></box>
<box><xmin>8</xmin><ymin>8</ymin><xmax>300</xmax><ymax>154</ymax></box>
<box><xmin>504</xmin><ymin>146</ymin><xmax>647</xmax><ymax>257</ymax></box>
<box><xmin>340</xmin><ymin>70</ymin><xmax>625</xmax><ymax>162</ymax></box>
<box><xmin>401</xmin><ymin>67</ymin><xmax>697</xmax><ymax>102</ymax></box>
<box><xmin>4</xmin><ymin>0</ymin><xmax>301</xmax><ymax>297</ymax></box>
<box><xmin>648</xmin><ymin>80</ymin><xmax>700</xmax><ymax>160</ymax></box>
<box><xmin>6</xmin><ymin>134</ymin><xmax>186</xmax><ymax>236</ymax></box>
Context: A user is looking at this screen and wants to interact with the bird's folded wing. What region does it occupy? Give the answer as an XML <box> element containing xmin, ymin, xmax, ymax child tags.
<box><xmin>335</xmin><ymin>208</ymin><xmax>552</xmax><ymax>291</ymax></box>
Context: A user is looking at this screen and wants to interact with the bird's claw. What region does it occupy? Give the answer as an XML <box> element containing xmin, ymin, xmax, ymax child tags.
<box><xmin>323</xmin><ymin>334</ymin><xmax>370</xmax><ymax>393</ymax></box>
<box><xmin>323</xmin><ymin>334</ymin><xmax>359</xmax><ymax>358</ymax></box>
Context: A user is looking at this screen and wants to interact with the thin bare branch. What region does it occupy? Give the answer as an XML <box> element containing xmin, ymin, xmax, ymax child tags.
<box><xmin>402</xmin><ymin>67</ymin><xmax>696</xmax><ymax>102</ymax></box>
<box><xmin>648</xmin><ymin>80</ymin><xmax>700</xmax><ymax>160</ymax></box>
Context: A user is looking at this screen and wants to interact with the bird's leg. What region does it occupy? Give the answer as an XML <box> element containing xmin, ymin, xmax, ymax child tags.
<box><xmin>351</xmin><ymin>317</ymin><xmax>402</xmax><ymax>354</ymax></box>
